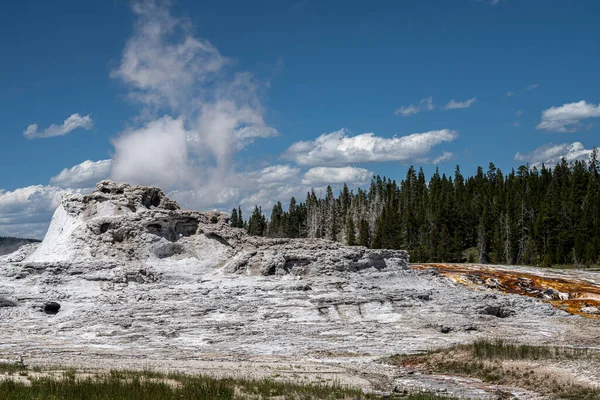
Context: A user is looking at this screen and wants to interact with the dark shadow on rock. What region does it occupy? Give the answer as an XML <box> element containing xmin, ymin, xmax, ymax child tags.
<box><xmin>479</xmin><ymin>304</ymin><xmax>515</xmax><ymax>318</ymax></box>
<box><xmin>44</xmin><ymin>302</ymin><xmax>61</xmax><ymax>315</ymax></box>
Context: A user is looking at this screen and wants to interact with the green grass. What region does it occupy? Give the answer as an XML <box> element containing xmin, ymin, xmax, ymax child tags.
<box><xmin>430</xmin><ymin>359</ymin><xmax>600</xmax><ymax>400</ymax></box>
<box><xmin>433</xmin><ymin>360</ymin><xmax>503</xmax><ymax>383</ymax></box>
<box><xmin>0</xmin><ymin>367</ymin><xmax>458</xmax><ymax>400</ymax></box>
<box><xmin>387</xmin><ymin>339</ymin><xmax>600</xmax><ymax>400</ymax></box>
<box><xmin>0</xmin><ymin>362</ymin><xmax>27</xmax><ymax>375</ymax></box>
<box><xmin>393</xmin><ymin>338</ymin><xmax>597</xmax><ymax>362</ymax></box>
<box><xmin>467</xmin><ymin>339</ymin><xmax>594</xmax><ymax>361</ymax></box>
<box><xmin>556</xmin><ymin>387</ymin><xmax>600</xmax><ymax>400</ymax></box>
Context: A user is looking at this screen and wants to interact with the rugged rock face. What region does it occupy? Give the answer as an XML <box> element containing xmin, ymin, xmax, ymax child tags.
<box><xmin>26</xmin><ymin>180</ymin><xmax>409</xmax><ymax>275</ymax></box>
<box><xmin>1</xmin><ymin>181</ymin><xmax>599</xmax><ymax>399</ymax></box>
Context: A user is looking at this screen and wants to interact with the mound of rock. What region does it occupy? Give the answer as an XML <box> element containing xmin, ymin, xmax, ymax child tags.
<box><xmin>25</xmin><ymin>180</ymin><xmax>409</xmax><ymax>276</ymax></box>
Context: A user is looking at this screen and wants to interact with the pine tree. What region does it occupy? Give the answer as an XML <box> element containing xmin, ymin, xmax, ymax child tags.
<box><xmin>325</xmin><ymin>185</ymin><xmax>338</xmax><ymax>241</ymax></box>
<box><xmin>248</xmin><ymin>206</ymin><xmax>266</xmax><ymax>236</ymax></box>
<box><xmin>358</xmin><ymin>218</ymin><xmax>371</xmax><ymax>248</ymax></box>
<box><xmin>268</xmin><ymin>201</ymin><xmax>284</xmax><ymax>238</ymax></box>
<box><xmin>286</xmin><ymin>197</ymin><xmax>299</xmax><ymax>238</ymax></box>
<box><xmin>345</xmin><ymin>216</ymin><xmax>356</xmax><ymax>246</ymax></box>
<box><xmin>237</xmin><ymin>206</ymin><xmax>244</xmax><ymax>228</ymax></box>
<box><xmin>230</xmin><ymin>207</ymin><xmax>239</xmax><ymax>228</ymax></box>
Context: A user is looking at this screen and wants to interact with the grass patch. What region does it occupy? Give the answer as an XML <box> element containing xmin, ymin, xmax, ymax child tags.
<box><xmin>433</xmin><ymin>360</ymin><xmax>502</xmax><ymax>383</ymax></box>
<box><xmin>465</xmin><ymin>339</ymin><xmax>593</xmax><ymax>361</ymax></box>
<box><xmin>0</xmin><ymin>366</ymin><xmax>458</xmax><ymax>399</ymax></box>
<box><xmin>0</xmin><ymin>362</ymin><xmax>26</xmax><ymax>375</ymax></box>
<box><xmin>387</xmin><ymin>339</ymin><xmax>600</xmax><ymax>400</ymax></box>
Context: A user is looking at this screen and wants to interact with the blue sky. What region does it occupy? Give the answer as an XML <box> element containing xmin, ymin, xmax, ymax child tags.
<box><xmin>1</xmin><ymin>0</ymin><xmax>599</xmax><ymax>238</ymax></box>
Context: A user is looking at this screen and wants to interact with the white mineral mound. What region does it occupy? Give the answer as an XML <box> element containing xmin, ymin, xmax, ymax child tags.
<box><xmin>26</xmin><ymin>180</ymin><xmax>409</xmax><ymax>274</ymax></box>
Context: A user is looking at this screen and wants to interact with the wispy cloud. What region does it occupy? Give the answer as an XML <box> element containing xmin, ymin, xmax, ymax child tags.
<box><xmin>283</xmin><ymin>128</ymin><xmax>458</xmax><ymax>167</ymax></box>
<box><xmin>513</xmin><ymin>110</ymin><xmax>524</xmax><ymax>127</ymax></box>
<box><xmin>443</xmin><ymin>97</ymin><xmax>477</xmax><ymax>110</ymax></box>
<box><xmin>256</xmin><ymin>165</ymin><xmax>301</xmax><ymax>186</ymax></box>
<box><xmin>515</xmin><ymin>142</ymin><xmax>594</xmax><ymax>167</ymax></box>
<box><xmin>431</xmin><ymin>152</ymin><xmax>454</xmax><ymax>164</ymax></box>
<box><xmin>23</xmin><ymin>113</ymin><xmax>93</xmax><ymax>139</ymax></box>
<box><xmin>536</xmin><ymin>100</ymin><xmax>600</xmax><ymax>132</ymax></box>
<box><xmin>506</xmin><ymin>84</ymin><xmax>539</xmax><ymax>98</ymax></box>
<box><xmin>395</xmin><ymin>97</ymin><xmax>434</xmax><ymax>116</ymax></box>
<box><xmin>302</xmin><ymin>166</ymin><xmax>372</xmax><ymax>185</ymax></box>
<box><xmin>397</xmin><ymin>96</ymin><xmax>477</xmax><ymax>115</ymax></box>
<box><xmin>525</xmin><ymin>84</ymin><xmax>539</xmax><ymax>91</ymax></box>
<box><xmin>477</xmin><ymin>0</ymin><xmax>501</xmax><ymax>5</ymax></box>
<box><xmin>50</xmin><ymin>160</ymin><xmax>112</xmax><ymax>189</ymax></box>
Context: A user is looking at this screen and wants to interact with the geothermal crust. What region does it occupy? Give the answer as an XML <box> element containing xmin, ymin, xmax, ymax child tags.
<box><xmin>1</xmin><ymin>180</ymin><xmax>599</xmax><ymax>399</ymax></box>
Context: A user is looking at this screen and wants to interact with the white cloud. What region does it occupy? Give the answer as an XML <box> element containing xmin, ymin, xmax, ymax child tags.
<box><xmin>1</xmin><ymin>158</ymin><xmax>108</xmax><ymax>236</ymax></box>
<box><xmin>506</xmin><ymin>84</ymin><xmax>539</xmax><ymax>98</ymax></box>
<box><xmin>525</xmin><ymin>84</ymin><xmax>539</xmax><ymax>91</ymax></box>
<box><xmin>166</xmin><ymin>162</ymin><xmax>370</xmax><ymax>216</ymax></box>
<box><xmin>256</xmin><ymin>165</ymin><xmax>301</xmax><ymax>186</ymax></box>
<box><xmin>302</xmin><ymin>166</ymin><xmax>372</xmax><ymax>186</ymax></box>
<box><xmin>166</xmin><ymin>167</ymin><xmax>302</xmax><ymax>216</ymax></box>
<box><xmin>395</xmin><ymin>97</ymin><xmax>434</xmax><ymax>116</ymax></box>
<box><xmin>283</xmin><ymin>128</ymin><xmax>458</xmax><ymax>167</ymax></box>
<box><xmin>443</xmin><ymin>97</ymin><xmax>476</xmax><ymax>110</ymax></box>
<box><xmin>431</xmin><ymin>152</ymin><xmax>454</xmax><ymax>164</ymax></box>
<box><xmin>513</xmin><ymin>121</ymin><xmax>520</xmax><ymax>127</ymax></box>
<box><xmin>397</xmin><ymin>96</ymin><xmax>476</xmax><ymax>114</ymax></box>
<box><xmin>516</xmin><ymin>109</ymin><xmax>523</xmax><ymax>116</ymax></box>
<box><xmin>515</xmin><ymin>142</ymin><xmax>594</xmax><ymax>167</ymax></box>
<box><xmin>0</xmin><ymin>186</ymin><xmax>61</xmax><ymax>220</ymax></box>
<box><xmin>0</xmin><ymin>185</ymin><xmax>79</xmax><ymax>239</ymax></box>
<box><xmin>236</xmin><ymin>185</ymin><xmax>300</xmax><ymax>214</ymax></box>
<box><xmin>2</xmin><ymin>158</ymin><xmax>113</xmax><ymax>237</ymax></box>
<box><xmin>23</xmin><ymin>114</ymin><xmax>93</xmax><ymax>139</ymax></box>
<box><xmin>50</xmin><ymin>160</ymin><xmax>112</xmax><ymax>189</ymax></box>
<box><xmin>168</xmin><ymin>163</ymin><xmax>301</xmax><ymax>211</ymax></box>
<box><xmin>536</xmin><ymin>100</ymin><xmax>600</xmax><ymax>132</ymax></box>
<box><xmin>395</xmin><ymin>104</ymin><xmax>419</xmax><ymax>117</ymax></box>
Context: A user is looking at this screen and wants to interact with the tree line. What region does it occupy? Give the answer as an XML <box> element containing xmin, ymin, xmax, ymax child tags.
<box><xmin>232</xmin><ymin>151</ymin><xmax>600</xmax><ymax>267</ymax></box>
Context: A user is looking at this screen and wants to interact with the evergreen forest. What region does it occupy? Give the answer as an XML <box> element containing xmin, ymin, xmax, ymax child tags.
<box><xmin>231</xmin><ymin>152</ymin><xmax>600</xmax><ymax>267</ymax></box>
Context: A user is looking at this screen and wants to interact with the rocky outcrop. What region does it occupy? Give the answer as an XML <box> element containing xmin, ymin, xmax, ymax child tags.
<box><xmin>24</xmin><ymin>180</ymin><xmax>410</xmax><ymax>276</ymax></box>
